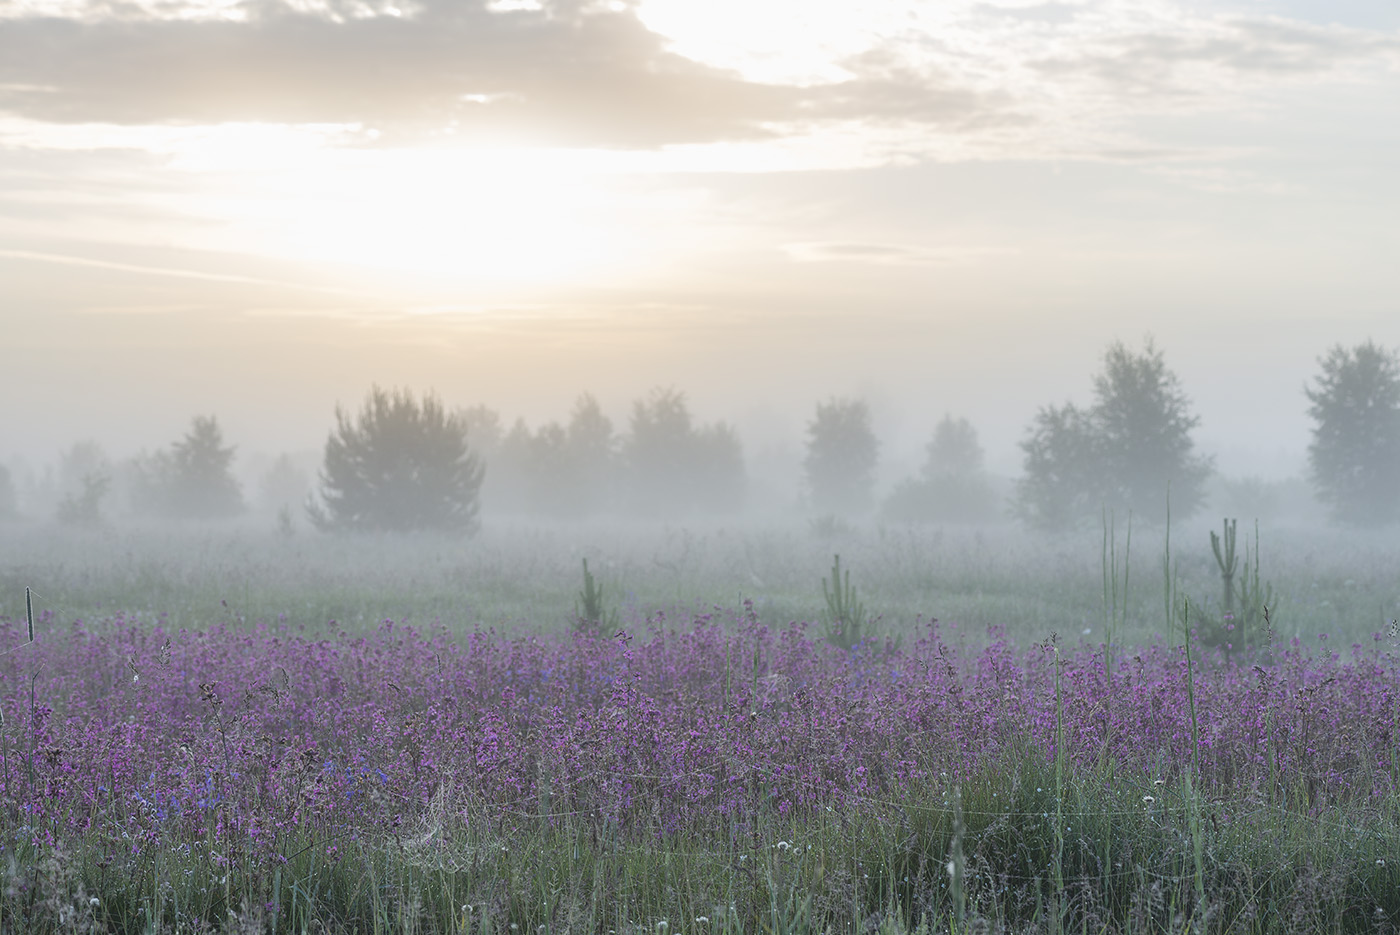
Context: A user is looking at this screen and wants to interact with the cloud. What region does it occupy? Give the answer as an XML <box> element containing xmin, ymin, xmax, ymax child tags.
<box><xmin>1031</xmin><ymin>15</ymin><xmax>1400</xmax><ymax>101</ymax></box>
<box><xmin>783</xmin><ymin>240</ymin><xmax>1014</xmax><ymax>266</ymax></box>
<box><xmin>0</xmin><ymin>0</ymin><xmax>1006</xmax><ymax>147</ymax></box>
<box><xmin>0</xmin><ymin>0</ymin><xmax>1394</xmax><ymax>163</ymax></box>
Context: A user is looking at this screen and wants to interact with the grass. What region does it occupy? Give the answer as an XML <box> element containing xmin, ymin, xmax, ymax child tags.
<box><xmin>2</xmin><ymin>517</ymin><xmax>1400</xmax><ymax>932</ymax></box>
<box><xmin>4</xmin><ymin>516</ymin><xmax>1399</xmax><ymax>647</ymax></box>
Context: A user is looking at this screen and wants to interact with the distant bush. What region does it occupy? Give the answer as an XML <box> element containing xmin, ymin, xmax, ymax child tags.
<box><xmin>1016</xmin><ymin>339</ymin><xmax>1212</xmax><ymax>530</ymax></box>
<box><xmin>309</xmin><ymin>386</ymin><xmax>484</xmax><ymax>535</ymax></box>
<box><xmin>883</xmin><ymin>415</ymin><xmax>999</xmax><ymax>524</ymax></box>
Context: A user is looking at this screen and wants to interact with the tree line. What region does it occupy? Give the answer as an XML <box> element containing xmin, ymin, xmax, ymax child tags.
<box><xmin>3</xmin><ymin>338</ymin><xmax>1398</xmax><ymax>532</ymax></box>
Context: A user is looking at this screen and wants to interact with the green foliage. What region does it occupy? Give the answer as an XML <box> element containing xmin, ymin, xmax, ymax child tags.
<box><xmin>1101</xmin><ymin>508</ymin><xmax>1130</xmax><ymax>685</ymax></box>
<box><xmin>1014</xmin><ymin>401</ymin><xmax>1101</xmax><ymax>531</ymax></box>
<box><xmin>310</xmin><ymin>386</ymin><xmax>484</xmax><ymax>534</ymax></box>
<box><xmin>574</xmin><ymin>558</ymin><xmax>619</xmax><ymax>635</ymax></box>
<box><xmin>1016</xmin><ymin>339</ymin><xmax>1212</xmax><ymax>530</ymax></box>
<box><xmin>54</xmin><ymin>471</ymin><xmax>109</xmax><ymax>528</ymax></box>
<box><xmin>1195</xmin><ymin>520</ymin><xmax>1274</xmax><ymax>652</ymax></box>
<box><xmin>1209</xmin><ymin>518</ymin><xmax>1238</xmax><ymax>614</ymax></box>
<box><xmin>882</xmin><ymin>415</ymin><xmax>999</xmax><ymax>524</ymax></box>
<box><xmin>624</xmin><ymin>387</ymin><xmax>746</xmax><ymax>516</ymax></box>
<box><xmin>804</xmin><ymin>397</ymin><xmax>878</xmax><ymax>516</ymax></box>
<box><xmin>485</xmin><ymin>394</ymin><xmax>618</xmax><ymax>518</ymax></box>
<box><xmin>820</xmin><ymin>553</ymin><xmax>868</xmax><ymax>650</ymax></box>
<box><xmin>132</xmin><ymin>416</ymin><xmax>244</xmax><ymax>520</ymax></box>
<box><xmin>1305</xmin><ymin>339</ymin><xmax>1400</xmax><ymax>525</ymax></box>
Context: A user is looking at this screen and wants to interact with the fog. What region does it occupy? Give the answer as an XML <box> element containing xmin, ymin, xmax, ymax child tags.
<box><xmin>5</xmin><ymin>0</ymin><xmax>1400</xmax><ymax>636</ymax></box>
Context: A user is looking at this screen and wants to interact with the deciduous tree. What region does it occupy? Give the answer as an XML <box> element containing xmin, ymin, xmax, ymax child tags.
<box><xmin>1015</xmin><ymin>339</ymin><xmax>1211</xmax><ymax>529</ymax></box>
<box><xmin>1305</xmin><ymin>340</ymin><xmax>1400</xmax><ymax>525</ymax></box>
<box><xmin>804</xmin><ymin>397</ymin><xmax>878</xmax><ymax>515</ymax></box>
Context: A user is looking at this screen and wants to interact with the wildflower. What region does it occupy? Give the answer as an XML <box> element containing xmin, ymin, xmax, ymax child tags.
<box><xmin>1143</xmin><ymin>796</ymin><xmax>1155</xmax><ymax>805</ymax></box>
<box><xmin>89</xmin><ymin>897</ymin><xmax>100</xmax><ymax>908</ymax></box>
<box><xmin>694</xmin><ymin>917</ymin><xmax>709</xmax><ymax>925</ymax></box>
<box><xmin>776</xmin><ymin>841</ymin><xmax>791</xmax><ymax>851</ymax></box>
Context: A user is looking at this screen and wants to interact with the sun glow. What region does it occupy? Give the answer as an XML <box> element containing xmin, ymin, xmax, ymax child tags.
<box><xmin>162</xmin><ymin>133</ymin><xmax>641</xmax><ymax>287</ymax></box>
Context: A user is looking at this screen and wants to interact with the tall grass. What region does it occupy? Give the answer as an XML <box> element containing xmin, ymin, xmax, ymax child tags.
<box><xmin>3</xmin><ymin>598</ymin><xmax>1400</xmax><ymax>933</ymax></box>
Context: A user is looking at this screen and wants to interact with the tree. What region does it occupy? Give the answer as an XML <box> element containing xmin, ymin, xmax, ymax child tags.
<box><xmin>565</xmin><ymin>393</ymin><xmax>617</xmax><ymax>514</ymax></box>
<box><xmin>883</xmin><ymin>415</ymin><xmax>999</xmax><ymax>524</ymax></box>
<box><xmin>310</xmin><ymin>386</ymin><xmax>484</xmax><ymax>534</ymax></box>
<box><xmin>625</xmin><ymin>387</ymin><xmax>697</xmax><ymax>515</ymax></box>
<box><xmin>129</xmin><ymin>418</ymin><xmax>243</xmax><ymax>519</ymax></box>
<box><xmin>1015</xmin><ymin>339</ymin><xmax>1211</xmax><ymax>529</ymax></box>
<box><xmin>1092</xmin><ymin>340</ymin><xmax>1212</xmax><ymax>523</ymax></box>
<box><xmin>167</xmin><ymin>416</ymin><xmax>244</xmax><ymax>518</ymax></box>
<box><xmin>924</xmin><ymin>414</ymin><xmax>985</xmax><ymax>479</ymax></box>
<box><xmin>624</xmin><ymin>387</ymin><xmax>745</xmax><ymax>515</ymax></box>
<box><xmin>1305</xmin><ymin>340</ymin><xmax>1400</xmax><ymax>525</ymax></box>
<box><xmin>804</xmin><ymin>397</ymin><xmax>878</xmax><ymax>515</ymax></box>
<box><xmin>691</xmin><ymin>421</ymin><xmax>746</xmax><ymax>513</ymax></box>
<box><xmin>53</xmin><ymin>441</ymin><xmax>113</xmax><ymax>524</ymax></box>
<box><xmin>1013</xmin><ymin>403</ymin><xmax>1102</xmax><ymax>531</ymax></box>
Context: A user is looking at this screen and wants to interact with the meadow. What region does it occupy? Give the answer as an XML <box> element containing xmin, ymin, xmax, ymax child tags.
<box><xmin>1</xmin><ymin>517</ymin><xmax>1399</xmax><ymax>933</ymax></box>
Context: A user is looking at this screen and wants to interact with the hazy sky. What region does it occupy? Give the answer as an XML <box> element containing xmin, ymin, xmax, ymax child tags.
<box><xmin>4</xmin><ymin>0</ymin><xmax>1399</xmax><ymax>482</ymax></box>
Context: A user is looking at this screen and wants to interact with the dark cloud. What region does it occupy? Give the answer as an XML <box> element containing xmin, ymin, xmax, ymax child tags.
<box><xmin>0</xmin><ymin>0</ymin><xmax>1003</xmax><ymax>147</ymax></box>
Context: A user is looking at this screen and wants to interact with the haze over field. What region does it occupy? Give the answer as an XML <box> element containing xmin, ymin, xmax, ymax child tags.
<box><xmin>4</xmin><ymin>0</ymin><xmax>1399</xmax><ymax>483</ymax></box>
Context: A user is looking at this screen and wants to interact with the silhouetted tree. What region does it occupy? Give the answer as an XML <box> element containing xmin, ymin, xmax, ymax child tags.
<box><xmin>624</xmin><ymin>387</ymin><xmax>744</xmax><ymax>515</ymax></box>
<box><xmin>883</xmin><ymin>415</ymin><xmax>999</xmax><ymax>524</ymax></box>
<box><xmin>458</xmin><ymin>405</ymin><xmax>506</xmax><ymax>462</ymax></box>
<box><xmin>56</xmin><ymin>473</ymin><xmax>110</xmax><ymax>527</ymax></box>
<box><xmin>485</xmin><ymin>417</ymin><xmax>536</xmax><ymax>514</ymax></box>
<box><xmin>1016</xmin><ymin>339</ymin><xmax>1210</xmax><ymax>529</ymax></box>
<box><xmin>51</xmin><ymin>441</ymin><xmax>113</xmax><ymax>524</ymax></box>
<box><xmin>692</xmin><ymin>422</ymin><xmax>746</xmax><ymax>512</ymax></box>
<box><xmin>1093</xmin><ymin>340</ymin><xmax>1211</xmax><ymax>523</ymax></box>
<box><xmin>1014</xmin><ymin>403</ymin><xmax>1102</xmax><ymax>531</ymax></box>
<box><xmin>804</xmin><ymin>397</ymin><xmax>878</xmax><ymax>515</ymax></box>
<box><xmin>1305</xmin><ymin>340</ymin><xmax>1400</xmax><ymax>525</ymax></box>
<box><xmin>925</xmin><ymin>415</ymin><xmax>984</xmax><ymax>479</ymax></box>
<box><xmin>310</xmin><ymin>386</ymin><xmax>484</xmax><ymax>534</ymax></box>
<box><xmin>565</xmin><ymin>393</ymin><xmax>616</xmax><ymax>513</ymax></box>
<box><xmin>625</xmin><ymin>387</ymin><xmax>696</xmax><ymax>514</ymax></box>
<box><xmin>169</xmin><ymin>417</ymin><xmax>244</xmax><ymax>518</ymax></box>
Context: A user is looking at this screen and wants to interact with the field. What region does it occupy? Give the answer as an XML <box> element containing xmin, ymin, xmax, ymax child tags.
<box><xmin>2</xmin><ymin>518</ymin><xmax>1399</xmax><ymax>934</ymax></box>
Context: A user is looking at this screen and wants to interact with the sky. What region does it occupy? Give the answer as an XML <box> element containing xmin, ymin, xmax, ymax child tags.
<box><xmin>3</xmin><ymin>0</ymin><xmax>1399</xmax><ymax>486</ymax></box>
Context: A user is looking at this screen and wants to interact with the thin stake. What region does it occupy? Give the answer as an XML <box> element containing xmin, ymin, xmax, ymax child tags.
<box><xmin>26</xmin><ymin>587</ymin><xmax>34</xmax><ymax>643</ymax></box>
